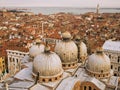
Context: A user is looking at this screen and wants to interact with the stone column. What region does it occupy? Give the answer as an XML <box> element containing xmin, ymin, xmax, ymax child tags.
<box><xmin>14</xmin><ymin>57</ymin><xmax>17</xmax><ymax>74</ymax></box>
<box><xmin>7</xmin><ymin>56</ymin><xmax>10</xmax><ymax>73</ymax></box>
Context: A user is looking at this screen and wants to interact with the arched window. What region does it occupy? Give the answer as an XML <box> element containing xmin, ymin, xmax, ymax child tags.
<box><xmin>111</xmin><ymin>65</ymin><xmax>113</xmax><ymax>69</ymax></box>
<box><xmin>89</xmin><ymin>86</ymin><xmax>92</xmax><ymax>90</ymax></box>
<box><xmin>55</xmin><ymin>77</ymin><xmax>57</xmax><ymax>80</ymax></box>
<box><xmin>63</xmin><ymin>64</ymin><xmax>65</xmax><ymax>67</ymax></box>
<box><xmin>118</xmin><ymin>56</ymin><xmax>120</xmax><ymax>62</ymax></box>
<box><xmin>16</xmin><ymin>59</ymin><xmax>18</xmax><ymax>63</ymax></box>
<box><xmin>84</xmin><ymin>86</ymin><xmax>86</xmax><ymax>90</ymax></box>
<box><xmin>114</xmin><ymin>73</ymin><xmax>117</xmax><ymax>76</ymax></box>
<box><xmin>49</xmin><ymin>79</ymin><xmax>52</xmax><ymax>81</ymax></box>
<box><xmin>109</xmin><ymin>55</ymin><xmax>111</xmax><ymax>58</ymax></box>
<box><xmin>42</xmin><ymin>79</ymin><xmax>45</xmax><ymax>82</ymax></box>
<box><xmin>68</xmin><ymin>64</ymin><xmax>70</xmax><ymax>67</ymax></box>
<box><xmin>101</xmin><ymin>70</ymin><xmax>103</xmax><ymax>73</ymax></box>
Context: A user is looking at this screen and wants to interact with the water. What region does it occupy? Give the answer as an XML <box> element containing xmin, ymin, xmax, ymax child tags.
<box><xmin>0</xmin><ymin>7</ymin><xmax>120</xmax><ymax>15</ymax></box>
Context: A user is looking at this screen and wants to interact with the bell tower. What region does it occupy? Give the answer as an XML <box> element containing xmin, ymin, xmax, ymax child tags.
<box><xmin>96</xmin><ymin>4</ymin><xmax>99</xmax><ymax>14</ymax></box>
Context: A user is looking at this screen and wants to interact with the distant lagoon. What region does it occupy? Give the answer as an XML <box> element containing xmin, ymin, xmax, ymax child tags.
<box><xmin>0</xmin><ymin>7</ymin><xmax>120</xmax><ymax>15</ymax></box>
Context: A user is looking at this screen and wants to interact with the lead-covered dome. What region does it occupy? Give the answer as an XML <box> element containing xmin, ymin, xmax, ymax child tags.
<box><xmin>86</xmin><ymin>47</ymin><xmax>111</xmax><ymax>79</ymax></box>
<box><xmin>55</xmin><ymin>31</ymin><xmax>78</xmax><ymax>69</ymax></box>
<box><xmin>74</xmin><ymin>36</ymin><xmax>87</xmax><ymax>63</ymax></box>
<box><xmin>33</xmin><ymin>45</ymin><xmax>63</xmax><ymax>82</ymax></box>
<box><xmin>29</xmin><ymin>39</ymin><xmax>45</xmax><ymax>58</ymax></box>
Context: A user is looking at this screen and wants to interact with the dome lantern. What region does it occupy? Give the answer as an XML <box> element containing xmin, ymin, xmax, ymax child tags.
<box><xmin>35</xmin><ymin>38</ymin><xmax>41</xmax><ymax>45</ymax></box>
<box><xmin>62</xmin><ymin>31</ymin><xmax>72</xmax><ymax>41</ymax></box>
<box><xmin>96</xmin><ymin>47</ymin><xmax>104</xmax><ymax>54</ymax></box>
<box><xmin>74</xmin><ymin>35</ymin><xmax>81</xmax><ymax>42</ymax></box>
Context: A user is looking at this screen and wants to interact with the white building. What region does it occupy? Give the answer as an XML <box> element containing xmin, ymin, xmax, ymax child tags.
<box><xmin>6</xmin><ymin>50</ymin><xmax>29</xmax><ymax>75</ymax></box>
<box><xmin>2</xmin><ymin>32</ymin><xmax>120</xmax><ymax>90</ymax></box>
<box><xmin>103</xmin><ymin>40</ymin><xmax>120</xmax><ymax>76</ymax></box>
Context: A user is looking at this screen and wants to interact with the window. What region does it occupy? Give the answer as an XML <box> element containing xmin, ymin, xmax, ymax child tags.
<box><xmin>2</xmin><ymin>61</ymin><xmax>4</xmax><ymax>63</ymax></box>
<box><xmin>114</xmin><ymin>73</ymin><xmax>117</xmax><ymax>76</ymax></box>
<box><xmin>118</xmin><ymin>56</ymin><xmax>120</xmax><ymax>62</ymax></box>
<box><xmin>49</xmin><ymin>79</ymin><xmax>52</xmax><ymax>81</ymax></box>
<box><xmin>16</xmin><ymin>59</ymin><xmax>18</xmax><ymax>63</ymax></box>
<box><xmin>111</xmin><ymin>65</ymin><xmax>113</xmax><ymax>69</ymax></box>
<box><xmin>75</xmin><ymin>74</ymin><xmax>78</xmax><ymax>77</ymax></box>
<box><xmin>55</xmin><ymin>77</ymin><xmax>57</xmax><ymax>80</ymax></box>
<box><xmin>42</xmin><ymin>79</ymin><xmax>45</xmax><ymax>82</ymax></box>
<box><xmin>73</xmin><ymin>63</ymin><xmax>75</xmax><ymax>66</ymax></box>
<box><xmin>109</xmin><ymin>55</ymin><xmax>111</xmax><ymax>58</ymax></box>
<box><xmin>63</xmin><ymin>64</ymin><xmax>65</xmax><ymax>67</ymax></box>
<box><xmin>89</xmin><ymin>86</ymin><xmax>92</xmax><ymax>90</ymax></box>
<box><xmin>118</xmin><ymin>66</ymin><xmax>120</xmax><ymax>71</ymax></box>
<box><xmin>101</xmin><ymin>70</ymin><xmax>103</xmax><ymax>73</ymax></box>
<box><xmin>84</xmin><ymin>86</ymin><xmax>86</xmax><ymax>90</ymax></box>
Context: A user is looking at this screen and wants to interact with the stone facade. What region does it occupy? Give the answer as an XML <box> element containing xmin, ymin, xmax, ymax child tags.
<box><xmin>104</xmin><ymin>50</ymin><xmax>120</xmax><ymax>76</ymax></box>
<box><xmin>81</xmin><ymin>82</ymin><xmax>100</xmax><ymax>90</ymax></box>
<box><xmin>6</xmin><ymin>50</ymin><xmax>29</xmax><ymax>75</ymax></box>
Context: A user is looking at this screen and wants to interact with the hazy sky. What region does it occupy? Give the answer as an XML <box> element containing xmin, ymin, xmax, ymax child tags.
<box><xmin>0</xmin><ymin>0</ymin><xmax>120</xmax><ymax>7</ymax></box>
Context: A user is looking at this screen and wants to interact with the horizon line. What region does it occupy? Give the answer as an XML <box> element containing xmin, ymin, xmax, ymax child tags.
<box><xmin>0</xmin><ymin>6</ymin><xmax>120</xmax><ymax>8</ymax></box>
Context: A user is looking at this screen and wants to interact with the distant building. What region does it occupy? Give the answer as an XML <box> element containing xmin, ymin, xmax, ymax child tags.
<box><xmin>103</xmin><ymin>40</ymin><xmax>120</xmax><ymax>76</ymax></box>
<box><xmin>96</xmin><ymin>4</ymin><xmax>100</xmax><ymax>14</ymax></box>
<box><xmin>6</xmin><ymin>50</ymin><xmax>29</xmax><ymax>75</ymax></box>
<box><xmin>42</xmin><ymin>38</ymin><xmax>61</xmax><ymax>44</ymax></box>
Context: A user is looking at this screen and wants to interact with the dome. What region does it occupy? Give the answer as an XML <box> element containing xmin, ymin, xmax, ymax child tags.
<box><xmin>55</xmin><ymin>32</ymin><xmax>78</xmax><ymax>69</ymax></box>
<box><xmin>74</xmin><ymin>35</ymin><xmax>87</xmax><ymax>62</ymax></box>
<box><xmin>86</xmin><ymin>48</ymin><xmax>111</xmax><ymax>78</ymax></box>
<box><xmin>33</xmin><ymin>46</ymin><xmax>63</xmax><ymax>82</ymax></box>
<box><xmin>29</xmin><ymin>44</ymin><xmax>45</xmax><ymax>58</ymax></box>
<box><xmin>78</xmin><ymin>42</ymin><xmax>87</xmax><ymax>61</ymax></box>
